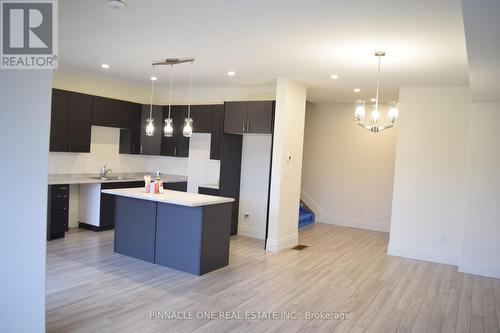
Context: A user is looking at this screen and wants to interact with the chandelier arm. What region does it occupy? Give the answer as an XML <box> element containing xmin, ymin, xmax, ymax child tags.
<box><xmin>375</xmin><ymin>54</ymin><xmax>381</xmax><ymax>110</ymax></box>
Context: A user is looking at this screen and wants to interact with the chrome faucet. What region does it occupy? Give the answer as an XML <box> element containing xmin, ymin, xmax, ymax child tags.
<box><xmin>101</xmin><ymin>164</ymin><xmax>112</xmax><ymax>178</ymax></box>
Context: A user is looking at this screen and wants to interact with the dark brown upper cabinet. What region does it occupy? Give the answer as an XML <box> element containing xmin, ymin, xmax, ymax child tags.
<box><xmin>66</xmin><ymin>92</ymin><xmax>93</xmax><ymax>152</ymax></box>
<box><xmin>139</xmin><ymin>104</ymin><xmax>163</xmax><ymax>155</ymax></box>
<box><xmin>247</xmin><ymin>101</ymin><xmax>274</xmax><ymax>133</ymax></box>
<box><xmin>224</xmin><ymin>101</ymin><xmax>247</xmax><ymax>134</ymax></box>
<box><xmin>50</xmin><ymin>89</ymin><xmax>69</xmax><ymax>152</ymax></box>
<box><xmin>224</xmin><ymin>101</ymin><xmax>274</xmax><ymax>134</ymax></box>
<box><xmin>49</xmin><ymin>89</ymin><xmax>92</xmax><ymax>153</ymax></box>
<box><xmin>118</xmin><ymin>105</ymin><xmax>141</xmax><ymax>155</ymax></box>
<box><xmin>161</xmin><ymin>105</ymin><xmax>190</xmax><ymax>157</ymax></box>
<box><xmin>91</xmin><ymin>96</ymin><xmax>117</xmax><ymax>127</ymax></box>
<box><xmin>190</xmin><ymin>105</ymin><xmax>212</xmax><ymax>133</ymax></box>
<box><xmin>210</xmin><ymin>105</ymin><xmax>224</xmax><ymax>160</ymax></box>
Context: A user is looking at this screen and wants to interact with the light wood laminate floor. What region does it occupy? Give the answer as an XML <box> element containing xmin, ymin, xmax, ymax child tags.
<box><xmin>46</xmin><ymin>223</ymin><xmax>500</xmax><ymax>333</ymax></box>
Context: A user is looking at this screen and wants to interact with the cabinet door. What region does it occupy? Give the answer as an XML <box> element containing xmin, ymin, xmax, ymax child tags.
<box><xmin>140</xmin><ymin>104</ymin><xmax>163</xmax><ymax>155</ymax></box>
<box><xmin>224</xmin><ymin>102</ymin><xmax>247</xmax><ymax>134</ymax></box>
<box><xmin>49</xmin><ymin>89</ymin><xmax>69</xmax><ymax>152</ymax></box>
<box><xmin>210</xmin><ymin>105</ymin><xmax>224</xmax><ymax>160</ymax></box>
<box><xmin>66</xmin><ymin>92</ymin><xmax>92</xmax><ymax>152</ymax></box>
<box><xmin>161</xmin><ymin>106</ymin><xmax>178</xmax><ymax>156</ymax></box>
<box><xmin>174</xmin><ymin>105</ymin><xmax>190</xmax><ymax>157</ymax></box>
<box><xmin>247</xmin><ymin>101</ymin><xmax>274</xmax><ymax>134</ymax></box>
<box><xmin>92</xmin><ymin>96</ymin><xmax>117</xmax><ymax>127</ymax></box>
<box><xmin>190</xmin><ymin>105</ymin><xmax>212</xmax><ymax>133</ymax></box>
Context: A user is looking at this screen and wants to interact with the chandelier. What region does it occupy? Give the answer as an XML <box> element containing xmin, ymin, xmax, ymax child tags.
<box><xmin>354</xmin><ymin>51</ymin><xmax>398</xmax><ymax>133</ymax></box>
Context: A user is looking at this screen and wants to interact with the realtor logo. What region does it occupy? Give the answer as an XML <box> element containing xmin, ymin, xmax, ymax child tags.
<box><xmin>1</xmin><ymin>0</ymin><xmax>58</xmax><ymax>69</ymax></box>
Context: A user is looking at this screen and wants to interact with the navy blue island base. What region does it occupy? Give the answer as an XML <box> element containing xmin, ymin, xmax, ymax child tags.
<box><xmin>113</xmin><ymin>195</ymin><xmax>233</xmax><ymax>275</ymax></box>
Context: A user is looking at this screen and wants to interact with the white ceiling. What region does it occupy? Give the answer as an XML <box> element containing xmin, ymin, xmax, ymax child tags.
<box><xmin>59</xmin><ymin>0</ymin><xmax>469</xmax><ymax>103</ymax></box>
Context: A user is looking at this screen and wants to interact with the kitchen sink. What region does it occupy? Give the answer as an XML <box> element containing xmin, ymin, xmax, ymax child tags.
<box><xmin>88</xmin><ymin>176</ymin><xmax>132</xmax><ymax>181</ymax></box>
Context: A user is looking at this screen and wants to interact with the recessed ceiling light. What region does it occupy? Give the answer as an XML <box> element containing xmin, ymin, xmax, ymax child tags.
<box><xmin>150</xmin><ymin>76</ymin><xmax>157</xmax><ymax>81</ymax></box>
<box><xmin>108</xmin><ymin>0</ymin><xmax>127</xmax><ymax>9</ymax></box>
<box><xmin>330</xmin><ymin>74</ymin><xmax>339</xmax><ymax>80</ymax></box>
<box><xmin>101</xmin><ymin>64</ymin><xmax>110</xmax><ymax>69</ymax></box>
<box><xmin>354</xmin><ymin>88</ymin><xmax>361</xmax><ymax>93</ymax></box>
<box><xmin>227</xmin><ymin>71</ymin><xmax>236</xmax><ymax>76</ymax></box>
<box><xmin>371</xmin><ymin>98</ymin><xmax>377</xmax><ymax>102</ymax></box>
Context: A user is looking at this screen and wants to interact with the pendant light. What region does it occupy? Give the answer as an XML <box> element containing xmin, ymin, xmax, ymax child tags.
<box><xmin>164</xmin><ymin>64</ymin><xmax>174</xmax><ymax>137</ymax></box>
<box><xmin>145</xmin><ymin>69</ymin><xmax>156</xmax><ymax>137</ymax></box>
<box><xmin>354</xmin><ymin>51</ymin><xmax>399</xmax><ymax>133</ymax></box>
<box><xmin>183</xmin><ymin>61</ymin><xmax>194</xmax><ymax>137</ymax></box>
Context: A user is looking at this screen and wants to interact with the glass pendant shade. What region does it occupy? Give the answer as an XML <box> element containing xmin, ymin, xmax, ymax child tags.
<box><xmin>164</xmin><ymin>118</ymin><xmax>173</xmax><ymax>137</ymax></box>
<box><xmin>183</xmin><ymin>118</ymin><xmax>193</xmax><ymax>137</ymax></box>
<box><xmin>354</xmin><ymin>100</ymin><xmax>366</xmax><ymax>121</ymax></box>
<box><xmin>388</xmin><ymin>101</ymin><xmax>399</xmax><ymax>122</ymax></box>
<box><xmin>371</xmin><ymin>104</ymin><xmax>380</xmax><ymax>122</ymax></box>
<box><xmin>145</xmin><ymin>118</ymin><xmax>154</xmax><ymax>136</ymax></box>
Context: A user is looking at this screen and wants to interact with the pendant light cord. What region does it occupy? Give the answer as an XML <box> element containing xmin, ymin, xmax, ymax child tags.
<box><xmin>187</xmin><ymin>61</ymin><xmax>193</xmax><ymax>118</ymax></box>
<box><xmin>149</xmin><ymin>66</ymin><xmax>155</xmax><ymax>119</ymax></box>
<box><xmin>168</xmin><ymin>64</ymin><xmax>173</xmax><ymax>119</ymax></box>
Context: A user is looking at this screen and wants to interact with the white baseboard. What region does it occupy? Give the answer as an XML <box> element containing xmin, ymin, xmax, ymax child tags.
<box><xmin>238</xmin><ymin>224</ymin><xmax>265</xmax><ymax>240</ymax></box>
<box><xmin>459</xmin><ymin>260</ymin><xmax>500</xmax><ymax>279</ymax></box>
<box><xmin>387</xmin><ymin>243</ymin><xmax>458</xmax><ymax>266</ymax></box>
<box><xmin>320</xmin><ymin>215</ymin><xmax>390</xmax><ymax>233</ymax></box>
<box><xmin>266</xmin><ymin>233</ymin><xmax>298</xmax><ymax>252</ymax></box>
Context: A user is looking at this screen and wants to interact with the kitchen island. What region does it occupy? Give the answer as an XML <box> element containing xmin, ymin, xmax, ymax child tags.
<box><xmin>101</xmin><ymin>188</ymin><xmax>234</xmax><ymax>275</ymax></box>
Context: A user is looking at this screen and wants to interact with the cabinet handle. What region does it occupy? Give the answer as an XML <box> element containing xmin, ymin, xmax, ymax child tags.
<box><xmin>174</xmin><ymin>147</ymin><xmax>177</xmax><ymax>155</ymax></box>
<box><xmin>242</xmin><ymin>122</ymin><xmax>245</xmax><ymax>133</ymax></box>
<box><xmin>247</xmin><ymin>122</ymin><xmax>250</xmax><ymax>132</ymax></box>
<box><xmin>140</xmin><ymin>145</ymin><xmax>143</xmax><ymax>154</ymax></box>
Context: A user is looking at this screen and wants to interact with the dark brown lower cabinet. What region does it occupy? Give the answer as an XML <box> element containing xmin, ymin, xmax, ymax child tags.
<box><xmin>47</xmin><ymin>184</ymin><xmax>69</xmax><ymax>240</ymax></box>
<box><xmin>99</xmin><ymin>181</ymin><xmax>144</xmax><ymax>230</ymax></box>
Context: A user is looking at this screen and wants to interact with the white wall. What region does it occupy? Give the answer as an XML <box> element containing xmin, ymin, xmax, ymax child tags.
<box><xmin>0</xmin><ymin>71</ymin><xmax>52</xmax><ymax>332</ymax></box>
<box><xmin>267</xmin><ymin>79</ymin><xmax>307</xmax><ymax>251</ymax></box>
<box><xmin>301</xmin><ymin>102</ymin><xmax>397</xmax><ymax>232</ymax></box>
<box><xmin>238</xmin><ymin>134</ymin><xmax>273</xmax><ymax>239</ymax></box>
<box><xmin>460</xmin><ymin>103</ymin><xmax>500</xmax><ymax>278</ymax></box>
<box><xmin>388</xmin><ymin>87</ymin><xmax>471</xmax><ymax>265</ymax></box>
<box><xmin>53</xmin><ymin>70</ymin><xmax>276</xmax><ymax>104</ymax></box>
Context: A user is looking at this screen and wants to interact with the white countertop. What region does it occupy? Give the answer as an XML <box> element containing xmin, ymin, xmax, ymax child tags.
<box><xmin>101</xmin><ymin>188</ymin><xmax>234</xmax><ymax>207</ymax></box>
<box><xmin>198</xmin><ymin>183</ymin><xmax>219</xmax><ymax>190</ymax></box>
<box><xmin>48</xmin><ymin>173</ymin><xmax>187</xmax><ymax>185</ymax></box>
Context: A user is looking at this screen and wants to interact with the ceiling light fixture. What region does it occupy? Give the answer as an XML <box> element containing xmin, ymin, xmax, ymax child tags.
<box><xmin>101</xmin><ymin>63</ymin><xmax>110</xmax><ymax>69</ymax></box>
<box><xmin>227</xmin><ymin>71</ymin><xmax>235</xmax><ymax>76</ymax></box>
<box><xmin>330</xmin><ymin>74</ymin><xmax>339</xmax><ymax>80</ymax></box>
<box><xmin>145</xmin><ymin>69</ymin><xmax>156</xmax><ymax>137</ymax></box>
<box><xmin>150</xmin><ymin>57</ymin><xmax>195</xmax><ymax>138</ymax></box>
<box><xmin>108</xmin><ymin>0</ymin><xmax>127</xmax><ymax>9</ymax></box>
<box><xmin>353</xmin><ymin>88</ymin><xmax>360</xmax><ymax>93</ymax></box>
<box><xmin>354</xmin><ymin>51</ymin><xmax>398</xmax><ymax>133</ymax></box>
<box><xmin>183</xmin><ymin>61</ymin><xmax>194</xmax><ymax>138</ymax></box>
<box><xmin>150</xmin><ymin>76</ymin><xmax>157</xmax><ymax>81</ymax></box>
<box><xmin>164</xmin><ymin>64</ymin><xmax>175</xmax><ymax>137</ymax></box>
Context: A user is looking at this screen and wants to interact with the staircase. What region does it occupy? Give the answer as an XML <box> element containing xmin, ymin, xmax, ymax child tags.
<box><xmin>299</xmin><ymin>201</ymin><xmax>315</xmax><ymax>228</ymax></box>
